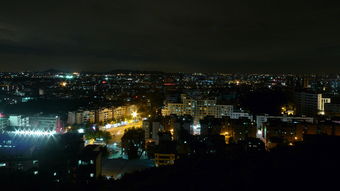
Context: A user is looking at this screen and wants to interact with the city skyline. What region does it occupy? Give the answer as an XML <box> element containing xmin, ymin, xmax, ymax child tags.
<box><xmin>0</xmin><ymin>0</ymin><xmax>340</xmax><ymax>73</ymax></box>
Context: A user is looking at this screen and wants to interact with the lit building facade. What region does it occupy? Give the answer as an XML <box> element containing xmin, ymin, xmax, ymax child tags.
<box><xmin>295</xmin><ymin>92</ymin><xmax>331</xmax><ymax>116</ymax></box>
<box><xmin>8</xmin><ymin>115</ymin><xmax>30</xmax><ymax>127</ymax></box>
<box><xmin>68</xmin><ymin>110</ymin><xmax>95</xmax><ymax>125</ymax></box>
<box><xmin>113</xmin><ymin>105</ymin><xmax>138</xmax><ymax>120</ymax></box>
<box><xmin>161</xmin><ymin>94</ymin><xmax>233</xmax><ymax>122</ymax></box>
<box><xmin>29</xmin><ymin>116</ymin><xmax>63</xmax><ymax>131</ymax></box>
<box><xmin>0</xmin><ymin>114</ymin><xmax>8</xmax><ymax>130</ymax></box>
<box><xmin>95</xmin><ymin>108</ymin><xmax>113</xmax><ymax>124</ymax></box>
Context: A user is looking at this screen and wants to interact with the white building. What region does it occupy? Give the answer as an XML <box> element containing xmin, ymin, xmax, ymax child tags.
<box><xmin>8</xmin><ymin>115</ymin><xmax>30</xmax><ymax>127</ymax></box>
<box><xmin>68</xmin><ymin>110</ymin><xmax>95</xmax><ymax>125</ymax></box>
<box><xmin>29</xmin><ymin>116</ymin><xmax>62</xmax><ymax>131</ymax></box>
<box><xmin>95</xmin><ymin>108</ymin><xmax>113</xmax><ymax>123</ymax></box>
<box><xmin>161</xmin><ymin>94</ymin><xmax>233</xmax><ymax>122</ymax></box>
<box><xmin>228</xmin><ymin>111</ymin><xmax>253</xmax><ymax>121</ymax></box>
<box><xmin>113</xmin><ymin>105</ymin><xmax>138</xmax><ymax>120</ymax></box>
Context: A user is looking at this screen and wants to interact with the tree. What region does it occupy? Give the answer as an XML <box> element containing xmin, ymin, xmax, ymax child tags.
<box><xmin>121</xmin><ymin>128</ymin><xmax>145</xmax><ymax>159</ymax></box>
<box><xmin>85</xmin><ymin>130</ymin><xmax>112</xmax><ymax>144</ymax></box>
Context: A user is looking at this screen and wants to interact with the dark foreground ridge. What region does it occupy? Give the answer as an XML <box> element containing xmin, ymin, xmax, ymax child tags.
<box><xmin>1</xmin><ymin>135</ymin><xmax>338</xmax><ymax>191</ymax></box>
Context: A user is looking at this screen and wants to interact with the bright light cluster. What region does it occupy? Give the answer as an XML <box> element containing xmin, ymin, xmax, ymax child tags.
<box><xmin>192</xmin><ymin>124</ymin><xmax>201</xmax><ymax>135</ymax></box>
<box><xmin>105</xmin><ymin>121</ymin><xmax>128</xmax><ymax>129</ymax></box>
<box><xmin>131</xmin><ymin>111</ymin><xmax>138</xmax><ymax>118</ymax></box>
<box><xmin>12</xmin><ymin>130</ymin><xmax>56</xmax><ymax>136</ymax></box>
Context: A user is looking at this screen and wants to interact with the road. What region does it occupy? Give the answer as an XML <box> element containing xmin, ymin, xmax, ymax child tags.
<box><xmin>105</xmin><ymin>120</ymin><xmax>143</xmax><ymax>143</ymax></box>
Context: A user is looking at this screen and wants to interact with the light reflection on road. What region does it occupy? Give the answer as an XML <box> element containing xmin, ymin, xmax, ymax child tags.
<box><xmin>104</xmin><ymin>120</ymin><xmax>143</xmax><ymax>143</ymax></box>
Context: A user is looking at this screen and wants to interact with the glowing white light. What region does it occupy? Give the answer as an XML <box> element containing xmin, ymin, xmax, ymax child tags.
<box><xmin>192</xmin><ymin>124</ymin><xmax>201</xmax><ymax>135</ymax></box>
<box><xmin>131</xmin><ymin>111</ymin><xmax>138</xmax><ymax>118</ymax></box>
<box><xmin>13</xmin><ymin>130</ymin><xmax>56</xmax><ymax>136</ymax></box>
<box><xmin>78</xmin><ymin>128</ymin><xmax>84</xmax><ymax>133</ymax></box>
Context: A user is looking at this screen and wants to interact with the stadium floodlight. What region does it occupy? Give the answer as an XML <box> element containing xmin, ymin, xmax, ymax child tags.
<box><xmin>12</xmin><ymin>129</ymin><xmax>56</xmax><ymax>136</ymax></box>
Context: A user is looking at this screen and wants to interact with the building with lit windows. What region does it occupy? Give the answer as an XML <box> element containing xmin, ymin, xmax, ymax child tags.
<box><xmin>295</xmin><ymin>92</ymin><xmax>331</xmax><ymax>116</ymax></box>
<box><xmin>220</xmin><ymin>117</ymin><xmax>257</xmax><ymax>143</ymax></box>
<box><xmin>0</xmin><ymin>113</ymin><xmax>8</xmax><ymax>130</ymax></box>
<box><xmin>255</xmin><ymin>114</ymin><xmax>314</xmax><ymax>142</ymax></box>
<box><xmin>29</xmin><ymin>115</ymin><xmax>63</xmax><ymax>131</ymax></box>
<box><xmin>68</xmin><ymin>110</ymin><xmax>96</xmax><ymax>125</ymax></box>
<box><xmin>256</xmin><ymin>115</ymin><xmax>314</xmax><ymax>129</ymax></box>
<box><xmin>261</xmin><ymin>119</ymin><xmax>340</xmax><ymax>149</ymax></box>
<box><xmin>95</xmin><ymin>108</ymin><xmax>113</xmax><ymax>124</ymax></box>
<box><xmin>161</xmin><ymin>94</ymin><xmax>233</xmax><ymax>122</ymax></box>
<box><xmin>113</xmin><ymin>105</ymin><xmax>138</xmax><ymax>120</ymax></box>
<box><xmin>77</xmin><ymin>145</ymin><xmax>104</xmax><ymax>179</ymax></box>
<box><xmin>8</xmin><ymin>115</ymin><xmax>29</xmax><ymax>127</ymax></box>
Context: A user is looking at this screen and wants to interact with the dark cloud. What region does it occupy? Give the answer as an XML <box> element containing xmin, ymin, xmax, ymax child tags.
<box><xmin>0</xmin><ymin>0</ymin><xmax>339</xmax><ymax>72</ymax></box>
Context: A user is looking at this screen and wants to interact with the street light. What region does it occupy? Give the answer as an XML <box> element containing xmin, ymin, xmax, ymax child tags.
<box><xmin>78</xmin><ymin>128</ymin><xmax>84</xmax><ymax>133</ymax></box>
<box><xmin>131</xmin><ymin>111</ymin><xmax>138</xmax><ymax>118</ymax></box>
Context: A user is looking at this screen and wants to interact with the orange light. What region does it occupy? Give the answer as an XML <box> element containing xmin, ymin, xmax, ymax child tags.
<box><xmin>60</xmin><ymin>82</ymin><xmax>67</xmax><ymax>87</ymax></box>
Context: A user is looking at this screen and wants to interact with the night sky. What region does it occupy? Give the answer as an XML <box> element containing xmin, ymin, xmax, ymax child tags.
<box><xmin>0</xmin><ymin>0</ymin><xmax>339</xmax><ymax>73</ymax></box>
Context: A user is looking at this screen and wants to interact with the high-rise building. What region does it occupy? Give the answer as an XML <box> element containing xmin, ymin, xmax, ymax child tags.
<box><xmin>295</xmin><ymin>92</ymin><xmax>331</xmax><ymax>116</ymax></box>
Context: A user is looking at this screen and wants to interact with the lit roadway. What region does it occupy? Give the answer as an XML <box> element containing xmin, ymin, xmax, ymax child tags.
<box><xmin>105</xmin><ymin>120</ymin><xmax>143</xmax><ymax>143</ymax></box>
